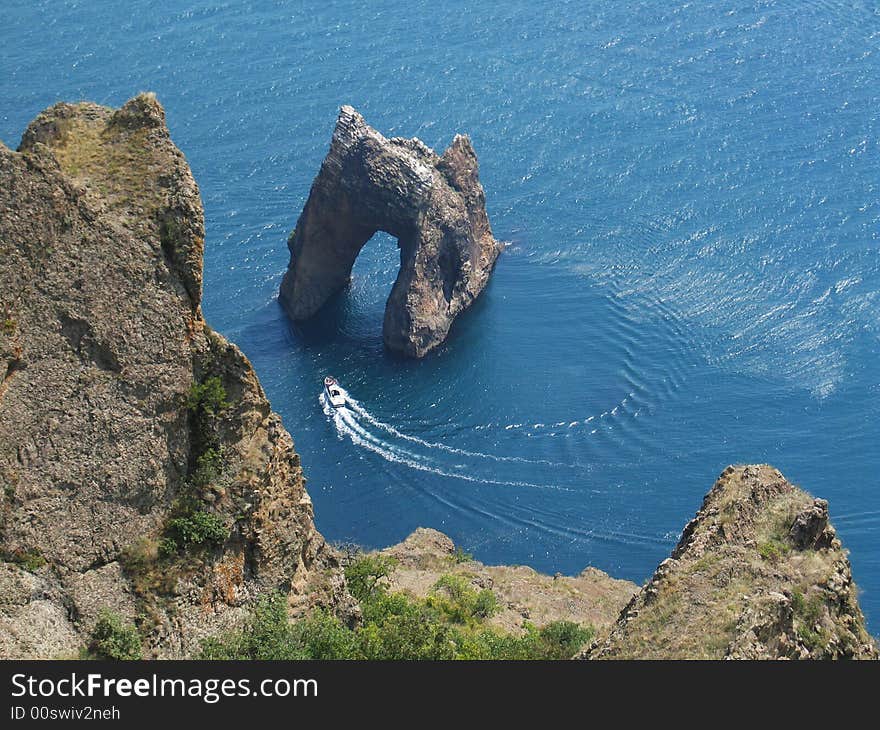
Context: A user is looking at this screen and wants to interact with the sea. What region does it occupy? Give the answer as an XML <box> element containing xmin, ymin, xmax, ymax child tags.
<box><xmin>3</xmin><ymin>0</ymin><xmax>879</xmax><ymax>633</ymax></box>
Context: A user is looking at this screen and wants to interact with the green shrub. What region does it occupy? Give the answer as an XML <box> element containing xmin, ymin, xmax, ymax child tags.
<box><xmin>758</xmin><ymin>539</ymin><xmax>789</xmax><ymax>562</ymax></box>
<box><xmin>534</xmin><ymin>621</ymin><xmax>595</xmax><ymax>659</ymax></box>
<box><xmin>157</xmin><ymin>537</ymin><xmax>178</xmax><ymax>560</ymax></box>
<box><xmin>344</xmin><ymin>554</ymin><xmax>397</xmax><ymax>603</ymax></box>
<box><xmin>796</xmin><ymin>622</ymin><xmax>823</xmax><ymax>649</ymax></box>
<box><xmin>354</xmin><ymin>589</ymin><xmax>458</xmax><ymax>660</ymax></box>
<box><xmin>88</xmin><ymin>610</ymin><xmax>142</xmax><ymax>660</ymax></box>
<box><xmin>187</xmin><ymin>376</ymin><xmax>229</xmax><ymax>416</ymax></box>
<box><xmin>472</xmin><ymin>588</ymin><xmax>498</xmax><ymax>620</ymax></box>
<box><xmin>159</xmin><ymin>217</ymin><xmax>183</xmax><ymax>256</ymax></box>
<box><xmin>451</xmin><ymin>621</ymin><xmax>594</xmax><ymax>660</ymax></box>
<box><xmin>792</xmin><ymin>590</ymin><xmax>823</xmax><ymax>624</ymax></box>
<box><xmin>166</xmin><ymin>511</ymin><xmax>227</xmax><ymax>549</ymax></box>
<box><xmin>191</xmin><ymin>448</ymin><xmax>222</xmax><ymax>489</ymax></box>
<box><xmin>461</xmin><ymin>627</ymin><xmax>533</xmax><ymax>659</ymax></box>
<box><xmin>222</xmin><ymin>593</ymin><xmax>300</xmax><ymax>660</ymax></box>
<box><xmin>290</xmin><ymin>610</ymin><xmax>357</xmax><ymax>660</ymax></box>
<box><xmin>200</xmin><ymin>563</ymin><xmax>594</xmax><ymax>661</ymax></box>
<box><xmin>428</xmin><ymin>574</ymin><xmax>498</xmax><ymax>624</ymax></box>
<box><xmin>791</xmin><ymin>589</ymin><xmax>827</xmax><ymax>651</ymax></box>
<box><xmin>2</xmin><ymin>547</ymin><xmax>46</xmax><ymax>572</ymax></box>
<box><xmin>199</xmin><ymin>593</ymin><xmax>348</xmax><ymax>660</ymax></box>
<box><xmin>186</xmin><ymin>376</ymin><xmax>230</xmax><ymax>476</ymax></box>
<box><xmin>450</xmin><ymin>545</ymin><xmax>473</xmax><ymax>564</ymax></box>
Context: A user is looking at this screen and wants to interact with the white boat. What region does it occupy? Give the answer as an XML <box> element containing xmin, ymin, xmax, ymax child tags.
<box><xmin>323</xmin><ymin>376</ymin><xmax>346</xmax><ymax>408</ymax></box>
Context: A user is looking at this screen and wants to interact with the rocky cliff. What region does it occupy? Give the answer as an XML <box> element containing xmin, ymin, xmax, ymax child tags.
<box><xmin>0</xmin><ymin>95</ymin><xmax>354</xmax><ymax>659</ymax></box>
<box><xmin>279</xmin><ymin>106</ymin><xmax>503</xmax><ymax>357</ymax></box>
<box><xmin>1</xmin><ymin>97</ymin><xmax>875</xmax><ymax>662</ymax></box>
<box><xmin>582</xmin><ymin>465</ymin><xmax>878</xmax><ymax>659</ymax></box>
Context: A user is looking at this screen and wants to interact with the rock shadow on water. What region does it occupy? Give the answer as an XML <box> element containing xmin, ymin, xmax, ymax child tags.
<box><xmin>279</xmin><ymin>268</ymin><xmax>499</xmax><ymax>367</ymax></box>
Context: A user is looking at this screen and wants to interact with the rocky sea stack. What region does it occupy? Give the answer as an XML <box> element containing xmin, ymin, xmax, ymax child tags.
<box><xmin>279</xmin><ymin>106</ymin><xmax>503</xmax><ymax>357</ymax></box>
<box><xmin>0</xmin><ymin>95</ymin><xmax>355</xmax><ymax>659</ymax></box>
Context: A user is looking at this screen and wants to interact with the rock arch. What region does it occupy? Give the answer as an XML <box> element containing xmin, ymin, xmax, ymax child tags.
<box><xmin>279</xmin><ymin>106</ymin><xmax>503</xmax><ymax>357</ymax></box>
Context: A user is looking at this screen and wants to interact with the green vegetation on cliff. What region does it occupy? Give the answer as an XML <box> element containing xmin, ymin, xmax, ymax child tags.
<box><xmin>199</xmin><ymin>555</ymin><xmax>594</xmax><ymax>660</ymax></box>
<box><xmin>0</xmin><ymin>547</ymin><xmax>46</xmax><ymax>572</ymax></box>
<box><xmin>85</xmin><ymin>610</ymin><xmax>142</xmax><ymax>661</ymax></box>
<box><xmin>165</xmin><ymin>511</ymin><xmax>228</xmax><ymax>551</ymax></box>
<box><xmin>157</xmin><ymin>374</ymin><xmax>232</xmax><ymax>558</ymax></box>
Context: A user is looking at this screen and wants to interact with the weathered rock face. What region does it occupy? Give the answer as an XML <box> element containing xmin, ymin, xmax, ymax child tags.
<box><xmin>279</xmin><ymin>106</ymin><xmax>503</xmax><ymax>357</ymax></box>
<box><xmin>582</xmin><ymin>465</ymin><xmax>878</xmax><ymax>660</ymax></box>
<box><xmin>0</xmin><ymin>95</ymin><xmax>355</xmax><ymax>659</ymax></box>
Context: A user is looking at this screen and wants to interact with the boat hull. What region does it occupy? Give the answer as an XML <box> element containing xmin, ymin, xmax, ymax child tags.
<box><xmin>323</xmin><ymin>385</ymin><xmax>346</xmax><ymax>409</ymax></box>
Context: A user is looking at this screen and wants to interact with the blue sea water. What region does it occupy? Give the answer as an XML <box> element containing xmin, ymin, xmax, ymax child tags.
<box><xmin>3</xmin><ymin>1</ymin><xmax>879</xmax><ymax>633</ymax></box>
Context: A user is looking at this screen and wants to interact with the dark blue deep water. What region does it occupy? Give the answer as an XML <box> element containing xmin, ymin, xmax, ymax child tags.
<box><xmin>3</xmin><ymin>1</ymin><xmax>879</xmax><ymax>633</ymax></box>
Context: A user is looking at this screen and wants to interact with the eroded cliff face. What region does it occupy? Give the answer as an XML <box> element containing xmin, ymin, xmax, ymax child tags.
<box><xmin>582</xmin><ymin>465</ymin><xmax>878</xmax><ymax>660</ymax></box>
<box><xmin>279</xmin><ymin>106</ymin><xmax>503</xmax><ymax>358</ymax></box>
<box><xmin>0</xmin><ymin>95</ymin><xmax>355</xmax><ymax>659</ymax></box>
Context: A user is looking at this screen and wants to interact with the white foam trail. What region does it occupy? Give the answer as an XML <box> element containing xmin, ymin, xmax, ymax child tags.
<box><xmin>487</xmin><ymin>391</ymin><xmax>637</xmax><ymax>433</ymax></box>
<box><xmin>336</xmin><ymin>403</ymin><xmax>424</xmax><ymax>463</ymax></box>
<box><xmin>320</xmin><ymin>393</ymin><xmax>569</xmax><ymax>492</ymax></box>
<box><xmin>343</xmin><ymin>393</ymin><xmax>560</xmax><ymax>466</ymax></box>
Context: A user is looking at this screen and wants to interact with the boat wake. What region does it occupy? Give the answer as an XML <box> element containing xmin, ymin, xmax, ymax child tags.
<box><xmin>319</xmin><ymin>389</ymin><xmax>571</xmax><ymax>491</ymax></box>
<box><xmin>343</xmin><ymin>397</ymin><xmax>562</xmax><ymax>466</ymax></box>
